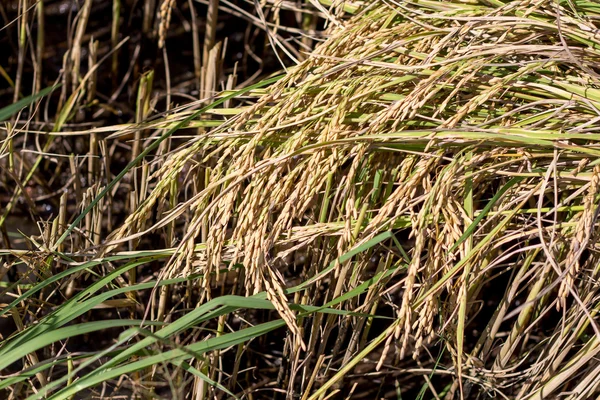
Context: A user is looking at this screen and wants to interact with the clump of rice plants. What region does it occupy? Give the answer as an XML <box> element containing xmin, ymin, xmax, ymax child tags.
<box><xmin>2</xmin><ymin>0</ymin><xmax>600</xmax><ymax>398</ymax></box>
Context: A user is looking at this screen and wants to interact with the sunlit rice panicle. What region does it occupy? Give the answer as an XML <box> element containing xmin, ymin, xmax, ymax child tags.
<box><xmin>132</xmin><ymin>1</ymin><xmax>600</xmax><ymax>396</ymax></box>
<box><xmin>3</xmin><ymin>0</ymin><xmax>600</xmax><ymax>397</ymax></box>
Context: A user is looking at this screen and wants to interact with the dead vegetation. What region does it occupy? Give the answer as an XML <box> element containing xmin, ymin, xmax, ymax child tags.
<box><xmin>1</xmin><ymin>0</ymin><xmax>600</xmax><ymax>399</ymax></box>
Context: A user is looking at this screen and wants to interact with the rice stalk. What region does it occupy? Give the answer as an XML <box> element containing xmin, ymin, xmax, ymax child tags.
<box><xmin>114</xmin><ymin>0</ymin><xmax>600</xmax><ymax>397</ymax></box>
<box><xmin>2</xmin><ymin>0</ymin><xmax>600</xmax><ymax>398</ymax></box>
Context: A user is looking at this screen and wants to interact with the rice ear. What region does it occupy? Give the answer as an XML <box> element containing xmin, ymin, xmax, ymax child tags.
<box><xmin>117</xmin><ymin>1</ymin><xmax>600</xmax><ymax>397</ymax></box>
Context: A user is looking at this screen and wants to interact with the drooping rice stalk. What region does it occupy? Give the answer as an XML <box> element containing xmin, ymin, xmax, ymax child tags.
<box><xmin>2</xmin><ymin>0</ymin><xmax>600</xmax><ymax>398</ymax></box>
<box><xmin>107</xmin><ymin>1</ymin><xmax>600</xmax><ymax>397</ymax></box>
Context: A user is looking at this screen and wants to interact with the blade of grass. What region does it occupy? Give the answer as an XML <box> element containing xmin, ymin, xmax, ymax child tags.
<box><xmin>0</xmin><ymin>85</ymin><xmax>58</xmax><ymax>122</ymax></box>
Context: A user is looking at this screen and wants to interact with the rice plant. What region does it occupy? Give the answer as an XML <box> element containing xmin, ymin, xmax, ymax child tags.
<box><xmin>1</xmin><ymin>0</ymin><xmax>600</xmax><ymax>398</ymax></box>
